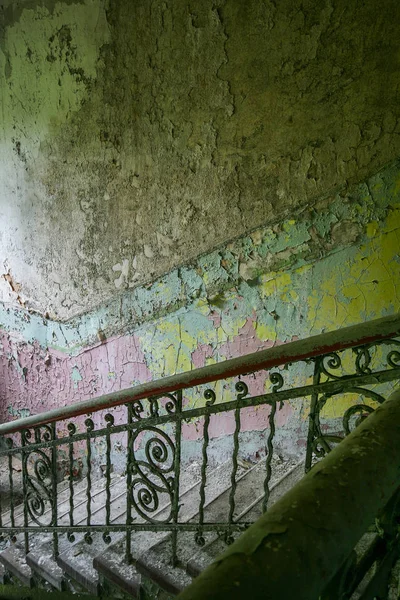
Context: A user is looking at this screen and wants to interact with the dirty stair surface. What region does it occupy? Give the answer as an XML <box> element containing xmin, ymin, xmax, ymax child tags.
<box><xmin>0</xmin><ymin>457</ymin><xmax>302</xmax><ymax>596</ymax></box>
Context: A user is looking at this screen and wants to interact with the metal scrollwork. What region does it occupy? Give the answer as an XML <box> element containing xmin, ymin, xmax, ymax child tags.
<box><xmin>311</xmin><ymin>387</ymin><xmax>385</xmax><ymax>458</ymax></box>
<box><xmin>235</xmin><ymin>381</ymin><xmax>248</xmax><ymax>400</ymax></box>
<box><xmin>354</xmin><ymin>346</ymin><xmax>372</xmax><ymax>375</ymax></box>
<box><xmin>131</xmin><ymin>400</ymin><xmax>144</xmax><ymax>420</ymax></box>
<box><xmin>23</xmin><ymin>450</ymin><xmax>54</xmax><ymax>526</ymax></box>
<box><xmin>130</xmin><ymin>427</ymin><xmax>175</xmax><ymax>523</ymax></box>
<box><xmin>105</xmin><ymin>413</ymin><xmax>115</xmax><ymax>428</ymax></box>
<box><xmin>319</xmin><ymin>352</ymin><xmax>343</xmax><ymax>380</ymax></box>
<box><xmin>67</xmin><ymin>422</ymin><xmax>76</xmax><ymax>436</ymax></box>
<box><xmin>35</xmin><ymin>425</ymin><xmax>53</xmax><ymax>443</ymax></box>
<box><xmin>204</xmin><ymin>389</ymin><xmax>216</xmax><ymax>407</ymax></box>
<box><xmin>388</xmin><ymin>348</ymin><xmax>400</xmax><ymax>369</ymax></box>
<box><xmin>270</xmin><ymin>372</ymin><xmax>284</xmax><ymax>393</ymax></box>
<box><xmin>149</xmin><ymin>397</ymin><xmax>159</xmax><ymax>418</ymax></box>
<box><xmin>20</xmin><ymin>425</ymin><xmax>56</xmax><ymax>527</ymax></box>
<box><xmin>312</xmin><ymin>435</ymin><xmax>343</xmax><ymax>458</ymax></box>
<box><xmin>102</xmin><ymin>531</ymin><xmax>112</xmax><ymax>544</ymax></box>
<box><xmin>195</xmin><ymin>528</ymin><xmax>206</xmax><ymax>547</ymax></box>
<box><xmin>85</xmin><ymin>418</ymin><xmax>94</xmax><ymax>433</ymax></box>
<box><xmin>84</xmin><ymin>532</ymin><xmax>93</xmax><ymax>545</ymax></box>
<box><xmin>342</xmin><ymin>387</ymin><xmax>384</xmax><ymax>435</ymax></box>
<box><xmin>149</xmin><ymin>394</ymin><xmax>178</xmax><ymax>418</ymax></box>
<box><xmin>343</xmin><ymin>405</ymin><xmax>375</xmax><ymax>435</ymax></box>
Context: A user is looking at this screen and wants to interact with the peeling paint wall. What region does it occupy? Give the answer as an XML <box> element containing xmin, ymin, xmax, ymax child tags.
<box><xmin>1</xmin><ymin>161</ymin><xmax>399</xmax><ymax>460</ymax></box>
<box><xmin>1</xmin><ymin>0</ymin><xmax>400</xmax><ymax>318</ymax></box>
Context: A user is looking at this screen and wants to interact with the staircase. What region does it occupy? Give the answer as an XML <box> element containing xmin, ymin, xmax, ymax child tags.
<box><xmin>0</xmin><ymin>314</ymin><xmax>399</xmax><ymax>599</ymax></box>
<box><xmin>0</xmin><ymin>455</ymin><xmax>302</xmax><ymax>596</ymax></box>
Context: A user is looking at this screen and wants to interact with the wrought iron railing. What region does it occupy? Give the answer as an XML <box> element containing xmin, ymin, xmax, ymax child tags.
<box><xmin>0</xmin><ymin>314</ymin><xmax>399</xmax><ymax>571</ymax></box>
<box><xmin>177</xmin><ymin>387</ymin><xmax>400</xmax><ymax>600</ymax></box>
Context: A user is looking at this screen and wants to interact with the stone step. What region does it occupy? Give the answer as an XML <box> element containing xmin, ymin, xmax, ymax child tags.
<box><xmin>25</xmin><ymin>474</ymin><xmax>127</xmax><ymax>592</ymax></box>
<box><xmin>0</xmin><ymin>456</ymin><xmax>304</xmax><ymax>597</ymax></box>
<box><xmin>53</xmin><ymin>461</ymin><xmax>208</xmax><ymax>595</ymax></box>
<box><xmin>26</xmin><ymin>551</ymin><xmax>66</xmax><ymax>592</ymax></box>
<box><xmin>0</xmin><ymin>544</ymin><xmax>34</xmax><ymax>588</ymax></box>
<box><xmin>136</xmin><ymin>460</ymin><xmax>304</xmax><ymax>595</ymax></box>
<box><xmin>2</xmin><ymin>471</ymin><xmax>122</xmax><ymax>528</ymax></box>
<box><xmin>186</xmin><ymin>459</ymin><xmax>304</xmax><ymax>578</ymax></box>
<box><xmin>93</xmin><ymin>459</ymin><xmax>244</xmax><ymax>597</ymax></box>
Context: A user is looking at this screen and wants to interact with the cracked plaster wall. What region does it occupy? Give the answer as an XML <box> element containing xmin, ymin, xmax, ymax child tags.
<box><xmin>1</xmin><ymin>161</ymin><xmax>399</xmax><ymax>460</ymax></box>
<box><xmin>1</xmin><ymin>0</ymin><xmax>400</xmax><ymax>318</ymax></box>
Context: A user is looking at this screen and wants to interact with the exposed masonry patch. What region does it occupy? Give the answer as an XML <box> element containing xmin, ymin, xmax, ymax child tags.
<box><xmin>1</xmin><ymin>270</ymin><xmax>25</xmax><ymax>307</ymax></box>
<box><xmin>0</xmin><ymin>158</ymin><xmax>399</xmax><ymax>354</ymax></box>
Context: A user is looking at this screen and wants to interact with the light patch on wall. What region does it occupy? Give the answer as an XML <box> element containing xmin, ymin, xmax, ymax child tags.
<box><xmin>71</xmin><ymin>365</ymin><xmax>83</xmax><ymax>388</ymax></box>
<box><xmin>7</xmin><ymin>406</ymin><xmax>30</xmax><ymax>419</ymax></box>
<box><xmin>1</xmin><ymin>0</ymin><xmax>110</xmax><ymax>148</ymax></box>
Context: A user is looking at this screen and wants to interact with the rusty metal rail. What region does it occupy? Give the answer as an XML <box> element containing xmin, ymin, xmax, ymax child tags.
<box><xmin>0</xmin><ymin>313</ymin><xmax>399</xmax><ymax>435</ymax></box>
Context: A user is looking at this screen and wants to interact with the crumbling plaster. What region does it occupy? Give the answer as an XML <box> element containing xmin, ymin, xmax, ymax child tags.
<box><xmin>1</xmin><ymin>162</ymin><xmax>399</xmax><ymax>459</ymax></box>
<box><xmin>1</xmin><ymin>0</ymin><xmax>400</xmax><ymax>318</ymax></box>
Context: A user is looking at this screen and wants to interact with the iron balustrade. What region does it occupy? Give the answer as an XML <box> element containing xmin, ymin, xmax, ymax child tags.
<box><xmin>0</xmin><ymin>314</ymin><xmax>399</xmax><ymax>570</ymax></box>
<box><xmin>177</xmin><ymin>387</ymin><xmax>400</xmax><ymax>600</ymax></box>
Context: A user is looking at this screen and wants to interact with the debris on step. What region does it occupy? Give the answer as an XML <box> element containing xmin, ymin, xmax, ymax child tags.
<box><xmin>0</xmin><ymin>543</ymin><xmax>34</xmax><ymax>588</ymax></box>
<box><xmin>27</xmin><ymin>549</ymin><xmax>66</xmax><ymax>591</ymax></box>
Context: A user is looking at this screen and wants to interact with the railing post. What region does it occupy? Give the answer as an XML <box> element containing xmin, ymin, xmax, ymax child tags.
<box><xmin>171</xmin><ymin>391</ymin><xmax>183</xmax><ymax>566</ymax></box>
<box><xmin>51</xmin><ymin>422</ymin><xmax>58</xmax><ymax>558</ymax></box>
<box><xmin>125</xmin><ymin>403</ymin><xmax>134</xmax><ymax>564</ymax></box>
<box><xmin>177</xmin><ymin>388</ymin><xmax>400</xmax><ymax>600</ymax></box>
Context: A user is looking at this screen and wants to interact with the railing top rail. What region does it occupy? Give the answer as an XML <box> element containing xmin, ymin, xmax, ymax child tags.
<box><xmin>1</xmin><ymin>313</ymin><xmax>399</xmax><ymax>436</ymax></box>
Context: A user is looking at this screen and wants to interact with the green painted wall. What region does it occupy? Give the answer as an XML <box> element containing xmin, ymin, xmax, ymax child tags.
<box><xmin>1</xmin><ymin>0</ymin><xmax>400</xmax><ymax>319</ymax></box>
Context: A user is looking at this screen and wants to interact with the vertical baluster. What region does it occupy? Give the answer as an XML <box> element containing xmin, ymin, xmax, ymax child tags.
<box><xmin>171</xmin><ymin>391</ymin><xmax>182</xmax><ymax>567</ymax></box>
<box><xmin>85</xmin><ymin>419</ymin><xmax>94</xmax><ymax>544</ymax></box>
<box><xmin>51</xmin><ymin>423</ymin><xmax>58</xmax><ymax>557</ymax></box>
<box><xmin>104</xmin><ymin>414</ymin><xmax>114</xmax><ymax>544</ymax></box>
<box><xmin>305</xmin><ymin>359</ymin><xmax>322</xmax><ymax>473</ymax></box>
<box><xmin>67</xmin><ymin>423</ymin><xmax>76</xmax><ymax>544</ymax></box>
<box><xmin>262</xmin><ymin>401</ymin><xmax>276</xmax><ymax>513</ymax></box>
<box><xmin>262</xmin><ymin>373</ymin><xmax>283</xmax><ymax>512</ymax></box>
<box><xmin>7</xmin><ymin>438</ymin><xmax>15</xmax><ymax>535</ymax></box>
<box><xmin>227</xmin><ymin>384</ymin><xmax>245</xmax><ymax>542</ymax></box>
<box><xmin>0</xmin><ymin>463</ymin><xmax>2</xmax><ymax>529</ymax></box>
<box><xmin>196</xmin><ymin>389</ymin><xmax>216</xmax><ymax>547</ymax></box>
<box><xmin>21</xmin><ymin>431</ymin><xmax>29</xmax><ymax>553</ymax></box>
<box><xmin>125</xmin><ymin>403</ymin><xmax>133</xmax><ymax>563</ymax></box>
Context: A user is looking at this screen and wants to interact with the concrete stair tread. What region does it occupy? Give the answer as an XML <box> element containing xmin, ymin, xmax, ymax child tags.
<box><xmin>135</xmin><ymin>460</ymin><xmax>304</xmax><ymax>593</ymax></box>
<box><xmin>2</xmin><ymin>472</ymin><xmax>122</xmax><ymax>528</ymax></box>
<box><xmin>57</xmin><ymin>544</ymin><xmax>101</xmax><ymax>596</ymax></box>
<box><xmin>55</xmin><ymin>460</ymin><xmax>208</xmax><ymax>595</ymax></box>
<box><xmin>139</xmin><ymin>542</ymin><xmax>192</xmax><ymax>596</ymax></box>
<box><xmin>187</xmin><ymin>460</ymin><xmax>304</xmax><ymax>578</ymax></box>
<box><xmin>10</xmin><ymin>474</ymin><xmax>126</xmax><ymax>592</ymax></box>
<box><xmin>0</xmin><ymin>544</ymin><xmax>34</xmax><ymax>588</ymax></box>
<box><xmin>0</xmin><ymin>457</ymin><xmax>305</xmax><ymax>597</ymax></box>
<box><xmin>26</xmin><ymin>549</ymin><xmax>66</xmax><ymax>591</ymax></box>
<box><xmin>93</xmin><ymin>459</ymin><xmax>240</xmax><ymax>594</ymax></box>
<box><xmin>92</xmin><ymin>539</ymin><xmax>142</xmax><ymax>598</ymax></box>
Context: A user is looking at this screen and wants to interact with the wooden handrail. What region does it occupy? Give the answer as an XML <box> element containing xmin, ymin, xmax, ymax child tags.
<box><xmin>0</xmin><ymin>313</ymin><xmax>399</xmax><ymax>436</ymax></box>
